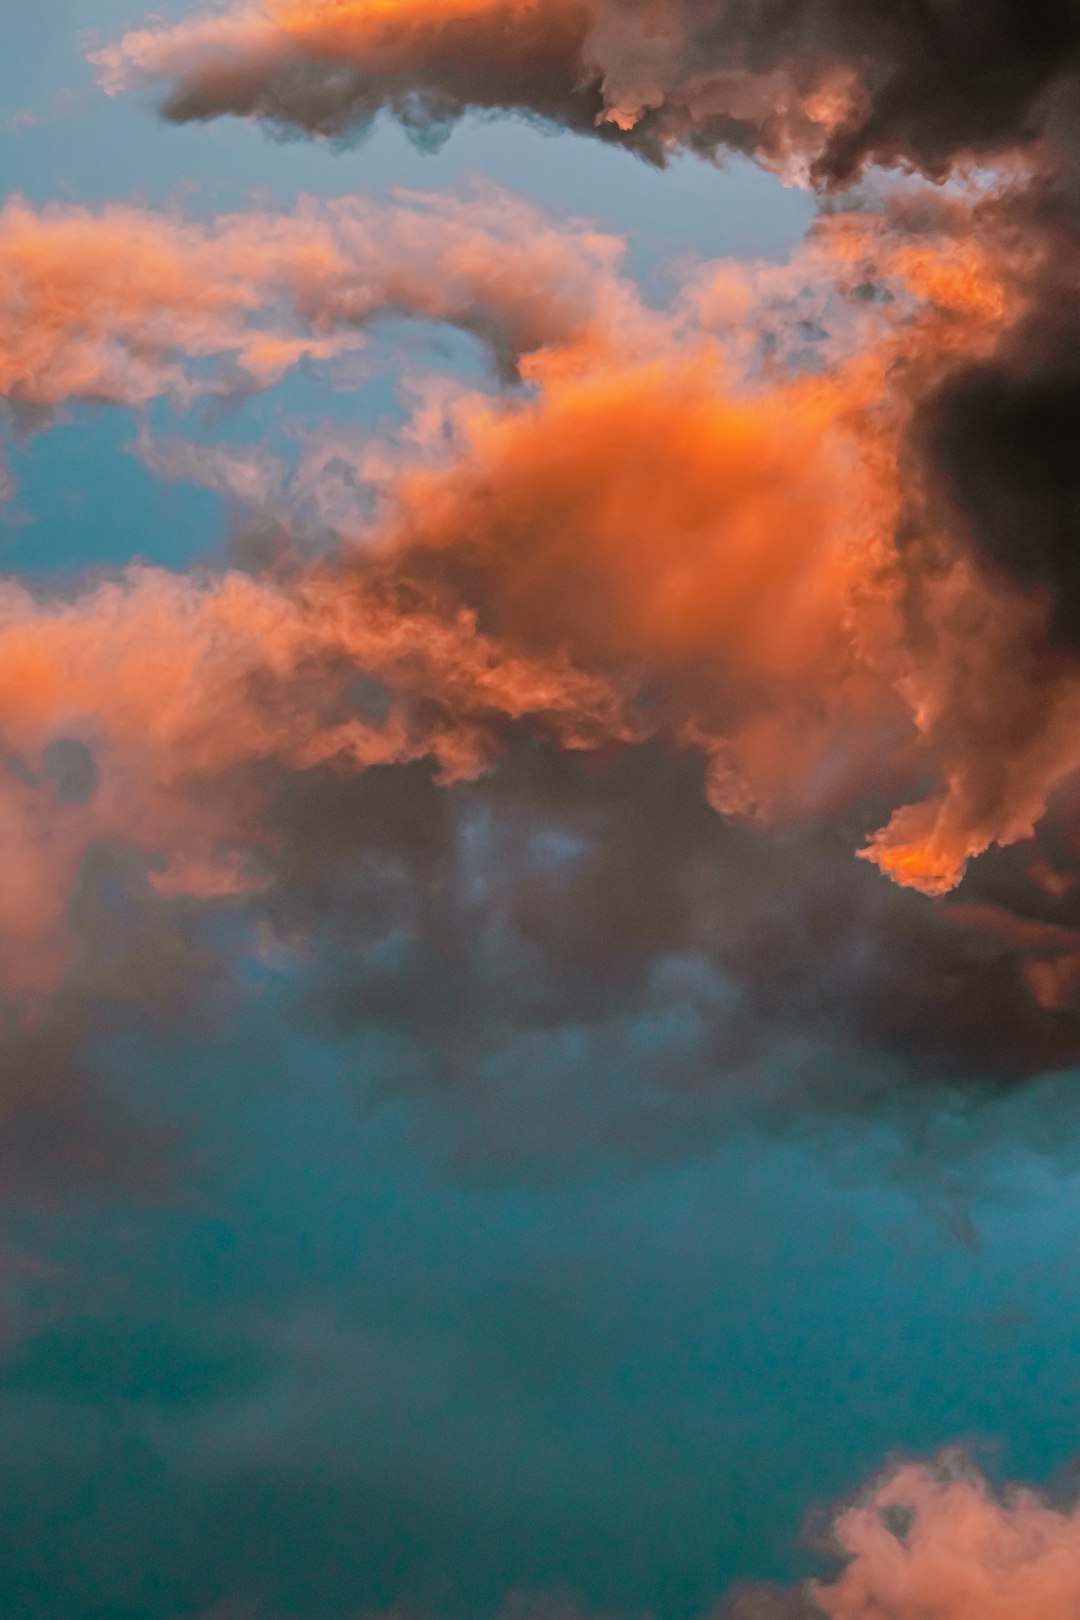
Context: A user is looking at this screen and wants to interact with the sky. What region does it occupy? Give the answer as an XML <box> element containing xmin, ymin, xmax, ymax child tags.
<box><xmin>6</xmin><ymin>3</ymin><xmax>1080</xmax><ymax>1618</ymax></box>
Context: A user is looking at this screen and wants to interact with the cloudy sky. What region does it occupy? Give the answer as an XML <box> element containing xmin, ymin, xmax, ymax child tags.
<box><xmin>5</xmin><ymin>3</ymin><xmax>1080</xmax><ymax>1617</ymax></box>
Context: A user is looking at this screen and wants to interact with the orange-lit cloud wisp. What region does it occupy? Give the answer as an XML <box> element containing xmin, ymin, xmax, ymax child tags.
<box><xmin>91</xmin><ymin>0</ymin><xmax>864</xmax><ymax>182</ymax></box>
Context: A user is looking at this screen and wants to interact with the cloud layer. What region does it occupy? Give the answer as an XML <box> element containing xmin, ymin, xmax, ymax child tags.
<box><xmin>0</xmin><ymin>186</ymin><xmax>636</xmax><ymax>416</ymax></box>
<box><xmin>94</xmin><ymin>0</ymin><xmax>1080</xmax><ymax>186</ymax></box>
<box><xmin>9</xmin><ymin>175</ymin><xmax>1080</xmax><ymax>1074</ymax></box>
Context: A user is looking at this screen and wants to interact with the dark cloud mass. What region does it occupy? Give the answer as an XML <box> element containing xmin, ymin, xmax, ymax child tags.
<box><xmin>253</xmin><ymin>741</ymin><xmax>1080</xmax><ymax>1142</ymax></box>
<box><xmin>927</xmin><ymin>324</ymin><xmax>1080</xmax><ymax>646</ymax></box>
<box><xmin>17</xmin><ymin>736</ymin><xmax>1080</xmax><ymax>1200</ymax></box>
<box><xmin>895</xmin><ymin>175</ymin><xmax>1080</xmax><ymax>655</ymax></box>
<box><xmin>97</xmin><ymin>0</ymin><xmax>1080</xmax><ymax>187</ymax></box>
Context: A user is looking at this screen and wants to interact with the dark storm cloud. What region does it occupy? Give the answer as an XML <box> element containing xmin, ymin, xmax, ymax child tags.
<box><xmin>918</xmin><ymin>197</ymin><xmax>1080</xmax><ymax>649</ymax></box>
<box><xmin>889</xmin><ymin>170</ymin><xmax>1080</xmax><ymax>679</ymax></box>
<box><xmin>931</xmin><ymin>349</ymin><xmax>1080</xmax><ymax>645</ymax></box>
<box><xmin>97</xmin><ymin>0</ymin><xmax>1080</xmax><ymax>187</ymax></box>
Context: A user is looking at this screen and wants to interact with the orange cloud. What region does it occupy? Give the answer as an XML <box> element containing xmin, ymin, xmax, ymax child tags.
<box><xmin>0</xmin><ymin>187</ymin><xmax>638</xmax><ymax>418</ymax></box>
<box><xmin>371</xmin><ymin>343</ymin><xmax>903</xmax><ymax>828</ymax></box>
<box><xmin>5</xmin><ymin>177</ymin><xmax>1080</xmax><ymax>999</ymax></box>
<box><xmin>352</xmin><ymin>185</ymin><xmax>1080</xmax><ymax>892</ymax></box>
<box><xmin>813</xmin><ymin>1461</ymin><xmax>1080</xmax><ymax>1620</ymax></box>
<box><xmin>0</xmin><ymin>563</ymin><xmax>633</xmax><ymax>997</ymax></box>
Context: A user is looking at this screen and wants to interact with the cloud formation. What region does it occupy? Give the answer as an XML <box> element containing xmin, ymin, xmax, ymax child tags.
<box><xmin>0</xmin><ymin>559</ymin><xmax>638</xmax><ymax>998</ymax></box>
<box><xmin>0</xmin><ymin>185</ymin><xmax>637</xmax><ymax>423</ymax></box>
<box><xmin>290</xmin><ymin>178</ymin><xmax>1080</xmax><ymax>909</ymax></box>
<box><xmin>10</xmin><ymin>172</ymin><xmax>1080</xmax><ymax>1105</ymax></box>
<box><xmin>94</xmin><ymin>0</ymin><xmax>1080</xmax><ymax>186</ymax></box>
<box><xmin>812</xmin><ymin>1459</ymin><xmax>1080</xmax><ymax>1620</ymax></box>
<box><xmin>9</xmin><ymin>13</ymin><xmax>1080</xmax><ymax>1620</ymax></box>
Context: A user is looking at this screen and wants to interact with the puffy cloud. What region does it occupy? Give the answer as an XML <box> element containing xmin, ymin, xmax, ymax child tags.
<box><xmin>813</xmin><ymin>1459</ymin><xmax>1080</xmax><ymax>1620</ymax></box>
<box><xmin>326</xmin><ymin>180</ymin><xmax>1079</xmax><ymax>902</ymax></box>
